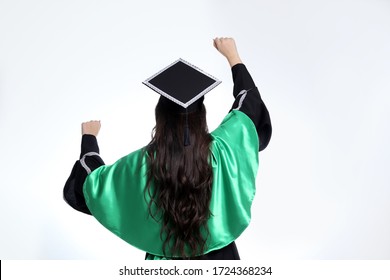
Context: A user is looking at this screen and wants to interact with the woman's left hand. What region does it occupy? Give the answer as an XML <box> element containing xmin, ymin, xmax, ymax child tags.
<box><xmin>81</xmin><ymin>120</ymin><xmax>101</xmax><ymax>136</ymax></box>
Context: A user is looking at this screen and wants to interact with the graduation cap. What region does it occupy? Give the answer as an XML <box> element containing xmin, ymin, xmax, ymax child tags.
<box><xmin>143</xmin><ymin>58</ymin><xmax>221</xmax><ymax>145</ymax></box>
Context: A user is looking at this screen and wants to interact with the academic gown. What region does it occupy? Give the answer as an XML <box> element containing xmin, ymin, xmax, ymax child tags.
<box><xmin>63</xmin><ymin>63</ymin><xmax>272</xmax><ymax>260</ymax></box>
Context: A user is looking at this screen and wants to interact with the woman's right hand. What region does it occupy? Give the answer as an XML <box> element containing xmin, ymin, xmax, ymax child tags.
<box><xmin>82</xmin><ymin>120</ymin><xmax>101</xmax><ymax>136</ymax></box>
<box><xmin>213</xmin><ymin>37</ymin><xmax>242</xmax><ymax>67</ymax></box>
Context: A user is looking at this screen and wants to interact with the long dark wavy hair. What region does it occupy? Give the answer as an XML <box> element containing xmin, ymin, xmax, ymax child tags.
<box><xmin>145</xmin><ymin>98</ymin><xmax>213</xmax><ymax>258</ymax></box>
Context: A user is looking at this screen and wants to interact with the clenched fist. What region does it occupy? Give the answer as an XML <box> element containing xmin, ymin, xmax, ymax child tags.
<box><xmin>213</xmin><ymin>37</ymin><xmax>242</xmax><ymax>67</ymax></box>
<box><xmin>82</xmin><ymin>120</ymin><xmax>101</xmax><ymax>136</ymax></box>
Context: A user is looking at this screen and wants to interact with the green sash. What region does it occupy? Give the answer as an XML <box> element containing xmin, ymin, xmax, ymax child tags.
<box><xmin>83</xmin><ymin>110</ymin><xmax>259</xmax><ymax>258</ymax></box>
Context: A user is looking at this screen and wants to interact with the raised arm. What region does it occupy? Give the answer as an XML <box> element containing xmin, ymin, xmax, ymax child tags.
<box><xmin>63</xmin><ymin>121</ymin><xmax>105</xmax><ymax>214</ymax></box>
<box><xmin>213</xmin><ymin>37</ymin><xmax>272</xmax><ymax>151</ymax></box>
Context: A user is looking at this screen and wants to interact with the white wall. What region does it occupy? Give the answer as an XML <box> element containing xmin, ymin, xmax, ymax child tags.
<box><xmin>1</xmin><ymin>0</ymin><xmax>389</xmax><ymax>259</ymax></box>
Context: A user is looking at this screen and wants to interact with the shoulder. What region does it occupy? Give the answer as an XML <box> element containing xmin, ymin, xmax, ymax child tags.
<box><xmin>210</xmin><ymin>110</ymin><xmax>259</xmax><ymax>151</ymax></box>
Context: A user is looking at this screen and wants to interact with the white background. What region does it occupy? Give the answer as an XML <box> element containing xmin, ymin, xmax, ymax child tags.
<box><xmin>0</xmin><ymin>0</ymin><xmax>389</xmax><ymax>260</ymax></box>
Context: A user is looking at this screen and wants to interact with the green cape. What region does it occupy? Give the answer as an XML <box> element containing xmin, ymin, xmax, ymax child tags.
<box><xmin>83</xmin><ymin>110</ymin><xmax>259</xmax><ymax>258</ymax></box>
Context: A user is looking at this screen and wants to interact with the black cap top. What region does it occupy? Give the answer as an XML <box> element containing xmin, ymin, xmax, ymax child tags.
<box><xmin>143</xmin><ymin>58</ymin><xmax>221</xmax><ymax>110</ymax></box>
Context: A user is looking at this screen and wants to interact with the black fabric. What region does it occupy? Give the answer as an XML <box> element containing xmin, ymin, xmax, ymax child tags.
<box><xmin>144</xmin><ymin>242</ymin><xmax>240</xmax><ymax>260</ymax></box>
<box><xmin>148</xmin><ymin>61</ymin><xmax>216</xmax><ymax>104</ymax></box>
<box><xmin>201</xmin><ymin>242</ymin><xmax>240</xmax><ymax>260</ymax></box>
<box><xmin>144</xmin><ymin>59</ymin><xmax>220</xmax><ymax>108</ymax></box>
<box><xmin>80</xmin><ymin>134</ymin><xmax>100</xmax><ymax>158</ymax></box>
<box><xmin>158</xmin><ymin>95</ymin><xmax>204</xmax><ymax>113</ymax></box>
<box><xmin>63</xmin><ymin>160</ymin><xmax>91</xmax><ymax>214</ymax></box>
<box><xmin>63</xmin><ymin>134</ymin><xmax>104</xmax><ymax>214</ymax></box>
<box><xmin>231</xmin><ymin>64</ymin><xmax>272</xmax><ymax>151</ymax></box>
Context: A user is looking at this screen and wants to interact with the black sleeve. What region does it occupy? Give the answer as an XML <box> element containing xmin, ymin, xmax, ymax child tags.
<box><xmin>229</xmin><ymin>63</ymin><xmax>272</xmax><ymax>151</ymax></box>
<box><xmin>63</xmin><ymin>134</ymin><xmax>105</xmax><ymax>214</ymax></box>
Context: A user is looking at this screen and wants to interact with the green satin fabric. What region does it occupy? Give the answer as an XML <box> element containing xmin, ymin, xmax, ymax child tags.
<box><xmin>83</xmin><ymin>110</ymin><xmax>259</xmax><ymax>258</ymax></box>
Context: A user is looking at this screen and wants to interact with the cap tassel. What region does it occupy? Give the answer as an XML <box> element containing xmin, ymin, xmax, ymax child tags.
<box><xmin>184</xmin><ymin>108</ymin><xmax>190</xmax><ymax>146</ymax></box>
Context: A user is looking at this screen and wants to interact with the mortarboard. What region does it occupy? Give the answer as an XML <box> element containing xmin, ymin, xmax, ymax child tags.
<box><xmin>143</xmin><ymin>58</ymin><xmax>221</xmax><ymax>145</ymax></box>
<box><xmin>143</xmin><ymin>58</ymin><xmax>221</xmax><ymax>111</ymax></box>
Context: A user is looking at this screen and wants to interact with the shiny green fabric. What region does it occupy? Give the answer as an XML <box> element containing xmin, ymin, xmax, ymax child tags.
<box><xmin>83</xmin><ymin>110</ymin><xmax>259</xmax><ymax>258</ymax></box>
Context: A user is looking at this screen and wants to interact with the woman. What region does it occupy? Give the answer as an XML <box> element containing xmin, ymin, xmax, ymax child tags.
<box><xmin>64</xmin><ymin>37</ymin><xmax>272</xmax><ymax>259</ymax></box>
